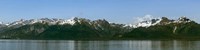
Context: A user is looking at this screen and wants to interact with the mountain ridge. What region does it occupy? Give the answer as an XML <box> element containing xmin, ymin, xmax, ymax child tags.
<box><xmin>0</xmin><ymin>16</ymin><xmax>199</xmax><ymax>40</ymax></box>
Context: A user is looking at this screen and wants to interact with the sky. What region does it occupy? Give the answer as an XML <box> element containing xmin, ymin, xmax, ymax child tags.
<box><xmin>0</xmin><ymin>0</ymin><xmax>200</xmax><ymax>24</ymax></box>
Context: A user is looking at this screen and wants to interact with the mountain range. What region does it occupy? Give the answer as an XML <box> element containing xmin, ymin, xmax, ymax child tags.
<box><xmin>0</xmin><ymin>17</ymin><xmax>199</xmax><ymax>40</ymax></box>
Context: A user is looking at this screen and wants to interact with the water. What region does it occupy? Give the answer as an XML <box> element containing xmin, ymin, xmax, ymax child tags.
<box><xmin>0</xmin><ymin>40</ymin><xmax>199</xmax><ymax>50</ymax></box>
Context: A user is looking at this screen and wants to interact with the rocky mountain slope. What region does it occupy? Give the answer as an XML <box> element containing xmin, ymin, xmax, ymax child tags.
<box><xmin>123</xmin><ymin>17</ymin><xmax>200</xmax><ymax>39</ymax></box>
<box><xmin>0</xmin><ymin>17</ymin><xmax>199</xmax><ymax>40</ymax></box>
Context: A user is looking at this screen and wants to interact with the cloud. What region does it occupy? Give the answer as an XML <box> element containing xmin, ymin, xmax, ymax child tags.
<box><xmin>132</xmin><ymin>15</ymin><xmax>158</xmax><ymax>24</ymax></box>
<box><xmin>137</xmin><ymin>15</ymin><xmax>154</xmax><ymax>22</ymax></box>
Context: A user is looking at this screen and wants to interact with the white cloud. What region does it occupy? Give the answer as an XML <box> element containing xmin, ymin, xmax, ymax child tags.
<box><xmin>132</xmin><ymin>15</ymin><xmax>158</xmax><ymax>24</ymax></box>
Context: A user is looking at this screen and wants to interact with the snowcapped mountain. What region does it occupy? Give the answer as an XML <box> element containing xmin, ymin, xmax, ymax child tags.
<box><xmin>123</xmin><ymin>16</ymin><xmax>200</xmax><ymax>40</ymax></box>
<box><xmin>0</xmin><ymin>16</ymin><xmax>199</xmax><ymax>39</ymax></box>
<box><xmin>0</xmin><ymin>16</ymin><xmax>195</xmax><ymax>30</ymax></box>
<box><xmin>0</xmin><ymin>16</ymin><xmax>195</xmax><ymax>29</ymax></box>
<box><xmin>0</xmin><ymin>17</ymin><xmax>129</xmax><ymax>39</ymax></box>
<box><xmin>0</xmin><ymin>17</ymin><xmax>80</xmax><ymax>28</ymax></box>
<box><xmin>126</xmin><ymin>16</ymin><xmax>193</xmax><ymax>28</ymax></box>
<box><xmin>0</xmin><ymin>17</ymin><xmax>128</xmax><ymax>33</ymax></box>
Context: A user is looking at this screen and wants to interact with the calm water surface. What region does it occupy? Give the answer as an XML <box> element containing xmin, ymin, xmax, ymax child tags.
<box><xmin>0</xmin><ymin>40</ymin><xmax>199</xmax><ymax>50</ymax></box>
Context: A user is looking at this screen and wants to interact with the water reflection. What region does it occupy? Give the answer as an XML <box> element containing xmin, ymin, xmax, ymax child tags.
<box><xmin>0</xmin><ymin>40</ymin><xmax>199</xmax><ymax>50</ymax></box>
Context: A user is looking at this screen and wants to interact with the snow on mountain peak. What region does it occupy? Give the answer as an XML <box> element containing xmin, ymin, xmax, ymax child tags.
<box><xmin>126</xmin><ymin>16</ymin><xmax>193</xmax><ymax>28</ymax></box>
<box><xmin>126</xmin><ymin>15</ymin><xmax>162</xmax><ymax>28</ymax></box>
<box><xmin>0</xmin><ymin>17</ymin><xmax>80</xmax><ymax>27</ymax></box>
<box><xmin>135</xmin><ymin>18</ymin><xmax>162</xmax><ymax>28</ymax></box>
<box><xmin>59</xmin><ymin>17</ymin><xmax>77</xmax><ymax>25</ymax></box>
<box><xmin>174</xmin><ymin>16</ymin><xmax>191</xmax><ymax>23</ymax></box>
<box><xmin>0</xmin><ymin>16</ymin><xmax>195</xmax><ymax>29</ymax></box>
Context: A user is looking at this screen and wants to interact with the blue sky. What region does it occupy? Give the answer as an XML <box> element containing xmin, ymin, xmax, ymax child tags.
<box><xmin>0</xmin><ymin>0</ymin><xmax>199</xmax><ymax>24</ymax></box>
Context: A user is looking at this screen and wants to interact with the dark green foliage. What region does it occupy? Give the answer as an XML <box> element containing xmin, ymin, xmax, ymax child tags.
<box><xmin>0</xmin><ymin>19</ymin><xmax>128</xmax><ymax>40</ymax></box>
<box><xmin>122</xmin><ymin>25</ymin><xmax>174</xmax><ymax>39</ymax></box>
<box><xmin>38</xmin><ymin>24</ymin><xmax>101</xmax><ymax>39</ymax></box>
<box><xmin>122</xmin><ymin>22</ymin><xmax>200</xmax><ymax>39</ymax></box>
<box><xmin>0</xmin><ymin>20</ymin><xmax>200</xmax><ymax>40</ymax></box>
<box><xmin>174</xmin><ymin>22</ymin><xmax>200</xmax><ymax>38</ymax></box>
<box><xmin>0</xmin><ymin>23</ymin><xmax>50</xmax><ymax>39</ymax></box>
